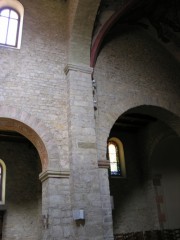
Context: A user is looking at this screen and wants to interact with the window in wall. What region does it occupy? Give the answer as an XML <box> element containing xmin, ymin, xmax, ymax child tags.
<box><xmin>108</xmin><ymin>137</ymin><xmax>126</xmax><ymax>177</ymax></box>
<box><xmin>0</xmin><ymin>160</ymin><xmax>6</xmax><ymax>204</ymax></box>
<box><xmin>108</xmin><ymin>141</ymin><xmax>120</xmax><ymax>175</ymax></box>
<box><xmin>0</xmin><ymin>0</ymin><xmax>24</xmax><ymax>49</ymax></box>
<box><xmin>0</xmin><ymin>8</ymin><xmax>19</xmax><ymax>47</ymax></box>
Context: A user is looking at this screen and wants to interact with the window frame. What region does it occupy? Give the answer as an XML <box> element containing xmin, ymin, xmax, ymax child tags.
<box><xmin>108</xmin><ymin>137</ymin><xmax>126</xmax><ymax>178</ymax></box>
<box><xmin>0</xmin><ymin>7</ymin><xmax>20</xmax><ymax>47</ymax></box>
<box><xmin>0</xmin><ymin>0</ymin><xmax>24</xmax><ymax>49</ymax></box>
<box><xmin>0</xmin><ymin>160</ymin><xmax>6</xmax><ymax>205</ymax></box>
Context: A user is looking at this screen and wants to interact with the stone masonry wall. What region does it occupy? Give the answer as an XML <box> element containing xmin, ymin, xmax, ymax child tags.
<box><xmin>138</xmin><ymin>121</ymin><xmax>180</xmax><ymax>230</ymax></box>
<box><xmin>109</xmin><ymin>129</ymin><xmax>159</xmax><ymax>234</ymax></box>
<box><xmin>0</xmin><ymin>140</ymin><xmax>41</xmax><ymax>240</ymax></box>
<box><xmin>0</xmin><ymin>0</ymin><xmax>69</xmax><ymax>170</ymax></box>
<box><xmin>65</xmin><ymin>66</ymin><xmax>110</xmax><ymax>240</ymax></box>
<box><xmin>94</xmin><ymin>26</ymin><xmax>180</xmax><ymax>233</ymax></box>
<box><xmin>94</xmin><ymin>25</ymin><xmax>180</xmax><ymax>165</ymax></box>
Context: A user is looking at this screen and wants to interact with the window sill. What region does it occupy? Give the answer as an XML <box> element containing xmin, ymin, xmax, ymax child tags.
<box><xmin>0</xmin><ymin>44</ymin><xmax>20</xmax><ymax>50</ymax></box>
<box><xmin>110</xmin><ymin>175</ymin><xmax>127</xmax><ymax>179</ymax></box>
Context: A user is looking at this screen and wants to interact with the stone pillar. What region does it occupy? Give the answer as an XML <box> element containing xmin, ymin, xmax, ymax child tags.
<box><xmin>64</xmin><ymin>64</ymin><xmax>106</xmax><ymax>239</ymax></box>
<box><xmin>39</xmin><ymin>170</ymin><xmax>72</xmax><ymax>240</ymax></box>
<box><xmin>98</xmin><ymin>160</ymin><xmax>114</xmax><ymax>240</ymax></box>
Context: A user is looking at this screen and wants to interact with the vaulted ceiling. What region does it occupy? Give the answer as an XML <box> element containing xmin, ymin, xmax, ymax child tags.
<box><xmin>91</xmin><ymin>0</ymin><xmax>180</xmax><ymax>66</ymax></box>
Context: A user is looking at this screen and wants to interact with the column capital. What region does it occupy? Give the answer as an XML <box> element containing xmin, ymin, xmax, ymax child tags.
<box><xmin>64</xmin><ymin>63</ymin><xmax>93</xmax><ymax>75</ymax></box>
<box><xmin>98</xmin><ymin>160</ymin><xmax>110</xmax><ymax>169</ymax></box>
<box><xmin>39</xmin><ymin>169</ymin><xmax>70</xmax><ymax>182</ymax></box>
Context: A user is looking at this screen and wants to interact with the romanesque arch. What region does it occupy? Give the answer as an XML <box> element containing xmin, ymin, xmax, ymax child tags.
<box><xmin>67</xmin><ymin>0</ymin><xmax>100</xmax><ymax>66</ymax></box>
<box><xmin>123</xmin><ymin>105</ymin><xmax>180</xmax><ymax>135</ymax></box>
<box><xmin>0</xmin><ymin>105</ymin><xmax>60</xmax><ymax>171</ymax></box>
<box><xmin>107</xmin><ymin>105</ymin><xmax>180</xmax><ymax>237</ymax></box>
<box><xmin>104</xmin><ymin>105</ymin><xmax>180</xmax><ymax>161</ymax></box>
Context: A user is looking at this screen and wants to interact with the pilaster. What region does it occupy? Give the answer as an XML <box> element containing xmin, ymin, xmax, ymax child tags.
<box><xmin>39</xmin><ymin>170</ymin><xmax>72</xmax><ymax>240</ymax></box>
<box><xmin>65</xmin><ymin>63</ymin><xmax>106</xmax><ymax>239</ymax></box>
<box><xmin>98</xmin><ymin>160</ymin><xmax>114</xmax><ymax>240</ymax></box>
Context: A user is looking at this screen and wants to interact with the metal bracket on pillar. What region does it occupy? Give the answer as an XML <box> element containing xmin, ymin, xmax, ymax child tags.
<box><xmin>73</xmin><ymin>209</ymin><xmax>85</xmax><ymax>226</ymax></box>
<box><xmin>92</xmin><ymin>78</ymin><xmax>98</xmax><ymax>112</ymax></box>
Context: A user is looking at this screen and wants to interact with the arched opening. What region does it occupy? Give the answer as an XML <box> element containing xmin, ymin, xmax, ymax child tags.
<box><xmin>0</xmin><ymin>113</ymin><xmax>50</xmax><ymax>240</ymax></box>
<box><xmin>108</xmin><ymin>105</ymin><xmax>180</xmax><ymax>239</ymax></box>
<box><xmin>0</xmin><ymin>107</ymin><xmax>64</xmax><ymax>239</ymax></box>
<box><xmin>0</xmin><ymin>117</ymin><xmax>48</xmax><ymax>170</ymax></box>
<box><xmin>0</xmin><ymin>130</ymin><xmax>42</xmax><ymax>240</ymax></box>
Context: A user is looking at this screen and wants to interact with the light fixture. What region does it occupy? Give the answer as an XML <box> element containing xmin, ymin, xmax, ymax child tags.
<box><xmin>73</xmin><ymin>209</ymin><xmax>85</xmax><ymax>226</ymax></box>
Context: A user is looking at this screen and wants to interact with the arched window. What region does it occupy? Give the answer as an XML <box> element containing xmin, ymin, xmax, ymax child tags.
<box><xmin>108</xmin><ymin>137</ymin><xmax>126</xmax><ymax>177</ymax></box>
<box><xmin>0</xmin><ymin>0</ymin><xmax>24</xmax><ymax>48</ymax></box>
<box><xmin>0</xmin><ymin>8</ymin><xmax>19</xmax><ymax>47</ymax></box>
<box><xmin>0</xmin><ymin>160</ymin><xmax>6</xmax><ymax>204</ymax></box>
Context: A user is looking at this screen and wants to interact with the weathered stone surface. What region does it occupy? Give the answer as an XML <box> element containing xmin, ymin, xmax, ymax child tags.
<box><xmin>0</xmin><ymin>0</ymin><xmax>179</xmax><ymax>239</ymax></box>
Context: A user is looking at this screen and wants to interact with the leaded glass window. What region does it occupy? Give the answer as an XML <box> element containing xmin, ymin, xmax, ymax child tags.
<box><xmin>108</xmin><ymin>141</ymin><xmax>121</xmax><ymax>176</ymax></box>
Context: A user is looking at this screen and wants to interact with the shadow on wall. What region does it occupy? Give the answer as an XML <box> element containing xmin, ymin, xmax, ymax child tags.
<box><xmin>151</xmin><ymin>135</ymin><xmax>180</xmax><ymax>230</ymax></box>
<box><xmin>108</xmin><ymin>105</ymin><xmax>180</xmax><ymax>235</ymax></box>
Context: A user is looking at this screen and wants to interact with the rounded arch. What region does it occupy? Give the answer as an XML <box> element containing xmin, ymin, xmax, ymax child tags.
<box><xmin>0</xmin><ymin>105</ymin><xmax>60</xmax><ymax>171</ymax></box>
<box><xmin>91</xmin><ymin>8</ymin><xmax>124</xmax><ymax>67</ymax></box>
<box><xmin>68</xmin><ymin>0</ymin><xmax>101</xmax><ymax>65</ymax></box>
<box><xmin>91</xmin><ymin>1</ymin><xmax>135</xmax><ymax>67</ymax></box>
<box><xmin>91</xmin><ymin>1</ymin><xmax>180</xmax><ymax>67</ymax></box>
<box><xmin>0</xmin><ymin>0</ymin><xmax>24</xmax><ymax>15</ymax></box>
<box><xmin>97</xmin><ymin>104</ymin><xmax>180</xmax><ymax>162</ymax></box>
<box><xmin>123</xmin><ymin>106</ymin><xmax>180</xmax><ymax>173</ymax></box>
<box><xmin>107</xmin><ymin>107</ymin><xmax>180</xmax><ymax>235</ymax></box>
<box><xmin>0</xmin><ymin>0</ymin><xmax>24</xmax><ymax>49</ymax></box>
<box><xmin>124</xmin><ymin>105</ymin><xmax>180</xmax><ymax>136</ymax></box>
